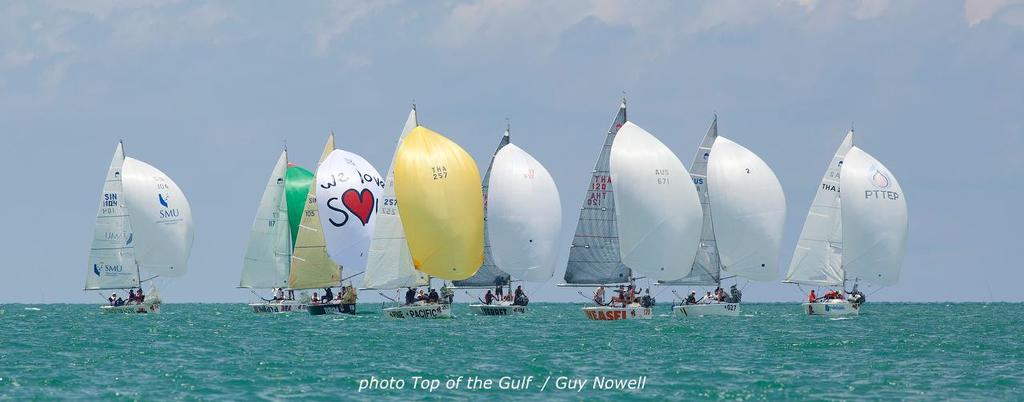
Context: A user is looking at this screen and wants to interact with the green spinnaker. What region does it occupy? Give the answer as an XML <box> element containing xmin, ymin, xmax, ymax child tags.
<box><xmin>285</xmin><ymin>165</ymin><xmax>314</xmax><ymax>250</ymax></box>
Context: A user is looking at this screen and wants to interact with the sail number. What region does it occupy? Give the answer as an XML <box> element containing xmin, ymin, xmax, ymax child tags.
<box><xmin>655</xmin><ymin>169</ymin><xmax>670</xmax><ymax>185</ymax></box>
<box><xmin>431</xmin><ymin>166</ymin><xmax>448</xmax><ymax>180</ymax></box>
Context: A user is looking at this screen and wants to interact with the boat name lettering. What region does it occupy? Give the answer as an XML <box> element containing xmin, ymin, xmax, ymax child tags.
<box><xmin>864</xmin><ymin>190</ymin><xmax>900</xmax><ymax>201</ymax></box>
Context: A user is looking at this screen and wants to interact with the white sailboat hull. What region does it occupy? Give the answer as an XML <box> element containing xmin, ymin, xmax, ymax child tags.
<box><xmin>803</xmin><ymin>300</ymin><xmax>860</xmax><ymax>316</ymax></box>
<box><xmin>469</xmin><ymin>303</ymin><xmax>526</xmax><ymax>316</ymax></box>
<box><xmin>582</xmin><ymin>305</ymin><xmax>652</xmax><ymax>320</ymax></box>
<box><xmin>383</xmin><ymin>303</ymin><xmax>453</xmax><ymax>319</ymax></box>
<box><xmin>100</xmin><ymin>301</ymin><xmax>160</xmax><ymax>314</ymax></box>
<box><xmin>674</xmin><ymin>303</ymin><xmax>741</xmax><ymax>317</ymax></box>
<box><xmin>249</xmin><ymin>301</ymin><xmax>307</xmax><ymax>314</ymax></box>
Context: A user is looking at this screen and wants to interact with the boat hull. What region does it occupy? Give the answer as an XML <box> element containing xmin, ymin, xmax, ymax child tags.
<box><xmin>383</xmin><ymin>304</ymin><xmax>452</xmax><ymax>319</ymax></box>
<box><xmin>101</xmin><ymin>301</ymin><xmax>160</xmax><ymax>314</ymax></box>
<box><xmin>469</xmin><ymin>304</ymin><xmax>526</xmax><ymax>316</ymax></box>
<box><xmin>583</xmin><ymin>305</ymin><xmax>652</xmax><ymax>320</ymax></box>
<box><xmin>308</xmin><ymin>303</ymin><xmax>356</xmax><ymax>316</ymax></box>
<box><xmin>674</xmin><ymin>303</ymin><xmax>741</xmax><ymax>317</ymax></box>
<box><xmin>803</xmin><ymin>300</ymin><xmax>860</xmax><ymax>316</ymax></box>
<box><xmin>249</xmin><ymin>301</ymin><xmax>307</xmax><ymax>314</ymax></box>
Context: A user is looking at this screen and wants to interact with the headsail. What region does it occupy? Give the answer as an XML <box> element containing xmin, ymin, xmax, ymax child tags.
<box><xmin>288</xmin><ymin>134</ymin><xmax>341</xmax><ymax>290</ymax></box>
<box><xmin>315</xmin><ymin>148</ymin><xmax>385</xmax><ymax>272</ymax></box>
<box><xmin>453</xmin><ymin>131</ymin><xmax>512</xmax><ymax>287</ymax></box>
<box><xmin>85</xmin><ymin>142</ymin><xmax>139</xmax><ymax>290</ymax></box>
<box><xmin>784</xmin><ymin>132</ymin><xmax>854</xmax><ymax>286</ymax></box>
<box><xmin>485</xmin><ymin>132</ymin><xmax>561</xmax><ymax>283</ymax></box>
<box><xmin>394</xmin><ymin>125</ymin><xmax>485</xmax><ymax>281</ymax></box>
<box><xmin>662</xmin><ymin>118</ymin><xmax>720</xmax><ymax>285</ymax></box>
<box><xmin>563</xmin><ymin>102</ymin><xmax>630</xmax><ymax>285</ymax></box>
<box><xmin>609</xmin><ymin>121</ymin><xmax>701</xmax><ymax>282</ymax></box>
<box><xmin>121</xmin><ymin>156</ymin><xmax>194</xmax><ymax>278</ymax></box>
<box><xmin>839</xmin><ymin>146</ymin><xmax>907</xmax><ymax>286</ymax></box>
<box><xmin>240</xmin><ymin>150</ymin><xmax>291</xmax><ymax>289</ymax></box>
<box><xmin>285</xmin><ymin>165</ymin><xmax>314</xmax><ymax>250</ymax></box>
<box><xmin>363</xmin><ymin>108</ymin><xmax>429</xmax><ymax>289</ymax></box>
<box><xmin>706</xmin><ymin>136</ymin><xmax>786</xmax><ymax>281</ymax></box>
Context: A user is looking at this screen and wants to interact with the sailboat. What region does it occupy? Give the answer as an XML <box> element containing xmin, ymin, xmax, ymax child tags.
<box><xmin>239</xmin><ymin>149</ymin><xmax>315</xmax><ymax>313</ymax></box>
<box><xmin>459</xmin><ymin>124</ymin><xmax>562</xmax><ymax>316</ymax></box>
<box><xmin>663</xmin><ymin>116</ymin><xmax>786</xmax><ymax>317</ymax></box>
<box><xmin>561</xmin><ymin>100</ymin><xmax>702</xmax><ymax>320</ymax></box>
<box><xmin>306</xmin><ymin>135</ymin><xmax>385</xmax><ymax>315</ymax></box>
<box><xmin>783</xmin><ymin>131</ymin><xmax>908</xmax><ymax>316</ymax></box>
<box><xmin>363</xmin><ymin>106</ymin><xmax>485</xmax><ymax>319</ymax></box>
<box><xmin>287</xmin><ymin>134</ymin><xmax>345</xmax><ymax>314</ymax></box>
<box><xmin>85</xmin><ymin>141</ymin><xmax>194</xmax><ymax>314</ymax></box>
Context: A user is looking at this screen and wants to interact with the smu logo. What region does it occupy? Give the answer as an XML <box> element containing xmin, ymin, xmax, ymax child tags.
<box><xmin>93</xmin><ymin>263</ymin><xmax>124</xmax><ymax>276</ymax></box>
<box><xmin>157</xmin><ymin>193</ymin><xmax>181</xmax><ymax>219</ymax></box>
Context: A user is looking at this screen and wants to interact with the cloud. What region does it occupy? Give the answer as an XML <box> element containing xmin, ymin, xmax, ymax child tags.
<box><xmin>312</xmin><ymin>1</ymin><xmax>396</xmax><ymax>56</ymax></box>
<box><xmin>965</xmin><ymin>0</ymin><xmax>1024</xmax><ymax>27</ymax></box>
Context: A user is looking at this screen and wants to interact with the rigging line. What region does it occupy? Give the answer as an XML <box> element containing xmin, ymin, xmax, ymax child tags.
<box><xmin>248</xmin><ymin>289</ymin><xmax>274</xmax><ymax>302</ymax></box>
<box><xmin>867</xmin><ymin>286</ymin><xmax>886</xmax><ymax>297</ymax></box>
<box><xmin>377</xmin><ymin>292</ymin><xmax>399</xmax><ymax>304</ymax></box>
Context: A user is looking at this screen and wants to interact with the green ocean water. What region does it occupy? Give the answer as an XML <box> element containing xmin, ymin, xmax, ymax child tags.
<box><xmin>0</xmin><ymin>303</ymin><xmax>1020</xmax><ymax>400</ymax></box>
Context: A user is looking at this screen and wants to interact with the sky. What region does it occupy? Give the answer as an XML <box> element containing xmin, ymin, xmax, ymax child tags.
<box><xmin>1</xmin><ymin>0</ymin><xmax>1021</xmax><ymax>304</ymax></box>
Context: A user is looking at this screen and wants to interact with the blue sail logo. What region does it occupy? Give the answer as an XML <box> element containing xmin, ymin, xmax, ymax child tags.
<box><xmin>93</xmin><ymin>264</ymin><xmax>101</xmax><ymax>276</ymax></box>
<box><xmin>159</xmin><ymin>193</ymin><xmax>170</xmax><ymax>207</ymax></box>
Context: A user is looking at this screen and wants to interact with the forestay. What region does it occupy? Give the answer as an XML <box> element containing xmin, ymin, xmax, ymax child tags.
<box><xmin>121</xmin><ymin>156</ymin><xmax>194</xmax><ymax>278</ymax></box>
<box><xmin>453</xmin><ymin>131</ymin><xmax>512</xmax><ymax>288</ymax></box>
<box><xmin>363</xmin><ymin>108</ymin><xmax>429</xmax><ymax>289</ymax></box>
<box><xmin>563</xmin><ymin>102</ymin><xmax>630</xmax><ymax>285</ymax></box>
<box><xmin>609</xmin><ymin>121</ymin><xmax>701</xmax><ymax>282</ymax></box>
<box><xmin>240</xmin><ymin>150</ymin><xmax>291</xmax><ymax>289</ymax></box>
<box><xmin>315</xmin><ymin>148</ymin><xmax>384</xmax><ymax>272</ymax></box>
<box><xmin>85</xmin><ymin>142</ymin><xmax>139</xmax><ymax>290</ymax></box>
<box><xmin>288</xmin><ymin>134</ymin><xmax>341</xmax><ymax>290</ymax></box>
<box><xmin>784</xmin><ymin>132</ymin><xmax>853</xmax><ymax>286</ymax></box>
<box><xmin>839</xmin><ymin>146</ymin><xmax>907</xmax><ymax>286</ymax></box>
<box><xmin>394</xmin><ymin>126</ymin><xmax>484</xmax><ymax>281</ymax></box>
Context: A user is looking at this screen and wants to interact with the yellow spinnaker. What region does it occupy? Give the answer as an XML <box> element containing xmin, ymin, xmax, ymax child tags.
<box><xmin>394</xmin><ymin>126</ymin><xmax>484</xmax><ymax>280</ymax></box>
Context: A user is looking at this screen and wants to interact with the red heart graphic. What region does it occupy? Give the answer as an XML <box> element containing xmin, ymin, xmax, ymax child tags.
<box><xmin>342</xmin><ymin>188</ymin><xmax>375</xmax><ymax>226</ymax></box>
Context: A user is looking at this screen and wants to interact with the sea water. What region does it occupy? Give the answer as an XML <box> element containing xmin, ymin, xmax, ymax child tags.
<box><xmin>0</xmin><ymin>303</ymin><xmax>1020</xmax><ymax>400</ymax></box>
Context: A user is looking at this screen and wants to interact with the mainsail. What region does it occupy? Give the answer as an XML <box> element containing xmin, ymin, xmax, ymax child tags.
<box><xmin>240</xmin><ymin>149</ymin><xmax>292</xmax><ymax>289</ymax></box>
<box><xmin>394</xmin><ymin>126</ymin><xmax>485</xmax><ymax>280</ymax></box>
<box><xmin>484</xmin><ymin>129</ymin><xmax>561</xmax><ymax>283</ymax></box>
<box><xmin>609</xmin><ymin>122</ymin><xmax>701</xmax><ymax>282</ymax></box>
<box><xmin>288</xmin><ymin>134</ymin><xmax>341</xmax><ymax>290</ymax></box>
<box><xmin>121</xmin><ymin>156</ymin><xmax>194</xmax><ymax>278</ymax></box>
<box><xmin>784</xmin><ymin>132</ymin><xmax>853</xmax><ymax>286</ymax></box>
<box><xmin>363</xmin><ymin>108</ymin><xmax>428</xmax><ymax>289</ymax></box>
<box><xmin>563</xmin><ymin>102</ymin><xmax>630</xmax><ymax>285</ymax></box>
<box><xmin>85</xmin><ymin>142</ymin><xmax>139</xmax><ymax>290</ymax></box>
<box><xmin>453</xmin><ymin>131</ymin><xmax>512</xmax><ymax>287</ymax></box>
<box><xmin>315</xmin><ymin>148</ymin><xmax>384</xmax><ymax>272</ymax></box>
<box><xmin>662</xmin><ymin>119</ymin><xmax>721</xmax><ymax>285</ymax></box>
<box><xmin>839</xmin><ymin>146</ymin><xmax>907</xmax><ymax>285</ymax></box>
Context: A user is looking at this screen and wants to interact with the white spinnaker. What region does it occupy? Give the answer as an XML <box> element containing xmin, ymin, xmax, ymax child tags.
<box><xmin>363</xmin><ymin>108</ymin><xmax>429</xmax><ymax>289</ymax></box>
<box><xmin>839</xmin><ymin>146</ymin><xmax>907</xmax><ymax>286</ymax></box>
<box><xmin>707</xmin><ymin>137</ymin><xmax>786</xmax><ymax>281</ymax></box>
<box><xmin>316</xmin><ymin>149</ymin><xmax>385</xmax><ymax>272</ymax></box>
<box><xmin>240</xmin><ymin>150</ymin><xmax>291</xmax><ymax>288</ymax></box>
<box><xmin>121</xmin><ymin>157</ymin><xmax>194</xmax><ymax>278</ymax></box>
<box><xmin>784</xmin><ymin>132</ymin><xmax>853</xmax><ymax>286</ymax></box>
<box><xmin>86</xmin><ymin>143</ymin><xmax>139</xmax><ymax>290</ymax></box>
<box><xmin>609</xmin><ymin>122</ymin><xmax>701</xmax><ymax>281</ymax></box>
<box><xmin>486</xmin><ymin>143</ymin><xmax>561</xmax><ymax>283</ymax></box>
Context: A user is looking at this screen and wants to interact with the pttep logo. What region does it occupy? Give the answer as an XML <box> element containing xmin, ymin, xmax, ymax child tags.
<box><xmin>870</xmin><ymin>169</ymin><xmax>890</xmax><ymax>189</ymax></box>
